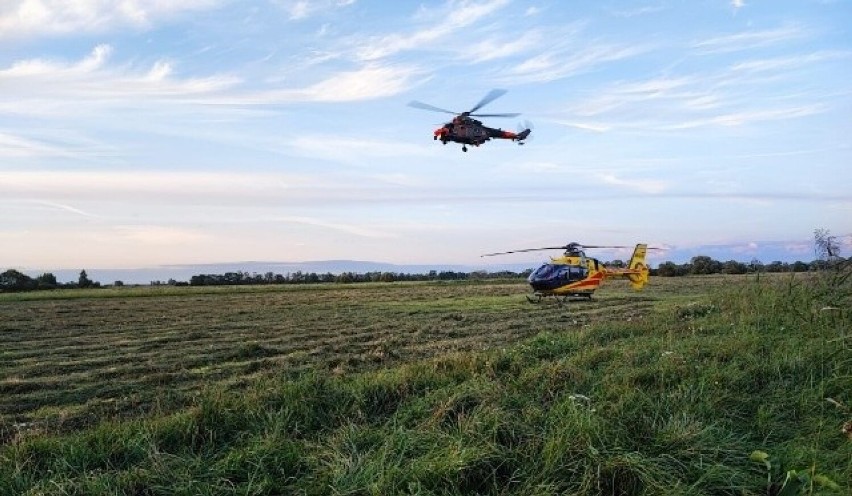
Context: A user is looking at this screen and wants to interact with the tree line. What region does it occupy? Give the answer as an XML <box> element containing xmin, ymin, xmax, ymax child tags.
<box><xmin>0</xmin><ymin>269</ymin><xmax>99</xmax><ymax>292</ymax></box>
<box><xmin>186</xmin><ymin>269</ymin><xmax>520</xmax><ymax>287</ymax></box>
<box><xmin>3</xmin><ymin>257</ymin><xmax>848</xmax><ymax>293</ymax></box>
<box><xmin>4</xmin><ymin>229</ymin><xmax>844</xmax><ymax>292</ymax></box>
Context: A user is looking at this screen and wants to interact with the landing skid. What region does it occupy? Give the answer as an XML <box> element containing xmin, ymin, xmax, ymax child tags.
<box><xmin>526</xmin><ymin>292</ymin><xmax>593</xmax><ymax>306</ymax></box>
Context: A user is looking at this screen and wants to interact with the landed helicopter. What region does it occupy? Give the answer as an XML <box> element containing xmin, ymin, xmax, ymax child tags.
<box><xmin>482</xmin><ymin>242</ymin><xmax>657</xmax><ymax>304</ymax></box>
<box><xmin>408</xmin><ymin>89</ymin><xmax>531</xmax><ymax>152</ymax></box>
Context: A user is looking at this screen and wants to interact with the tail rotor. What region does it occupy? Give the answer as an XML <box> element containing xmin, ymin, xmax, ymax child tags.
<box><xmin>516</xmin><ymin>120</ymin><xmax>534</xmax><ymax>145</ymax></box>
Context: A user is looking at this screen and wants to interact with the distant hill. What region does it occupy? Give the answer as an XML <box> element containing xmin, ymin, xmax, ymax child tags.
<box><xmin>15</xmin><ymin>239</ymin><xmax>843</xmax><ymax>285</ymax></box>
<box><xmin>20</xmin><ymin>260</ymin><xmax>537</xmax><ymax>285</ymax></box>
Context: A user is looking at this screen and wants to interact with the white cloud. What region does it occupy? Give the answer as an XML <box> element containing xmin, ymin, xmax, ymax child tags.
<box><xmin>29</xmin><ymin>200</ymin><xmax>98</xmax><ymax>218</ymax></box>
<box><xmin>664</xmin><ymin>104</ymin><xmax>825</xmax><ymax>129</ymax></box>
<box><xmin>729</xmin><ymin>50</ymin><xmax>851</xmax><ymax>73</ymax></box>
<box><xmin>287</xmin><ymin>134</ymin><xmax>434</xmax><ymax>162</ymax></box>
<box><xmin>692</xmin><ymin>24</ymin><xmax>806</xmax><ymax>53</ymax></box>
<box><xmin>116</xmin><ymin>225</ymin><xmax>210</xmax><ymax>245</ymax></box>
<box><xmin>610</xmin><ymin>5</ymin><xmax>666</xmax><ymax>18</ymax></box>
<box><xmin>275</xmin><ymin>216</ymin><xmax>396</xmax><ymax>239</ymax></box>
<box><xmin>0</xmin><ymin>45</ymin><xmax>241</xmax><ymax>115</ymax></box>
<box><xmin>355</xmin><ymin>0</ymin><xmax>510</xmax><ymax>60</ymax></box>
<box><xmin>600</xmin><ymin>173</ymin><xmax>669</xmax><ymax>194</ymax></box>
<box><xmin>1</xmin><ymin>170</ymin><xmax>309</xmax><ymax>199</ymax></box>
<box><xmin>731</xmin><ymin>0</ymin><xmax>746</xmax><ymax>11</ymax></box>
<box><xmin>297</xmin><ymin>64</ymin><xmax>422</xmax><ymax>102</ymax></box>
<box><xmin>458</xmin><ymin>30</ymin><xmax>544</xmax><ymax>63</ymax></box>
<box><xmin>274</xmin><ymin>0</ymin><xmax>357</xmax><ymax>20</ymax></box>
<box><xmin>1</xmin><ymin>46</ymin><xmax>420</xmax><ymax>119</ymax></box>
<box><xmin>0</xmin><ymin>0</ymin><xmax>222</xmax><ymax>39</ymax></box>
<box><xmin>500</xmin><ymin>43</ymin><xmax>650</xmax><ymax>84</ymax></box>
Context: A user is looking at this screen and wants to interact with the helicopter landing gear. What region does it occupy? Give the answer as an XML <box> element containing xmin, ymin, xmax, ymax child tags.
<box><xmin>462</xmin><ymin>145</ymin><xmax>468</xmax><ymax>152</ymax></box>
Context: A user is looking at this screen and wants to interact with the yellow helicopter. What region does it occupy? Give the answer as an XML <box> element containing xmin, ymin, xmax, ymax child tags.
<box><xmin>482</xmin><ymin>242</ymin><xmax>655</xmax><ymax>303</ymax></box>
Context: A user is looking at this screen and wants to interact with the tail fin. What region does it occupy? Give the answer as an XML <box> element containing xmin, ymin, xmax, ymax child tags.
<box><xmin>517</xmin><ymin>128</ymin><xmax>531</xmax><ymax>141</ymax></box>
<box><xmin>626</xmin><ymin>243</ymin><xmax>649</xmax><ymax>290</ymax></box>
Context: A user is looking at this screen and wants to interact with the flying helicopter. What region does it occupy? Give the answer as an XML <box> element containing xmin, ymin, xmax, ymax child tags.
<box><xmin>408</xmin><ymin>89</ymin><xmax>531</xmax><ymax>152</ymax></box>
<box><xmin>482</xmin><ymin>242</ymin><xmax>657</xmax><ymax>304</ymax></box>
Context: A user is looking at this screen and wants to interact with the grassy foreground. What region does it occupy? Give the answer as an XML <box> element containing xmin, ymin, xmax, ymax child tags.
<box><xmin>1</xmin><ymin>273</ymin><xmax>850</xmax><ymax>495</ymax></box>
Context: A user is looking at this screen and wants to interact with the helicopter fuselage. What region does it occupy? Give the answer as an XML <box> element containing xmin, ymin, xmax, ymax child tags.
<box><xmin>527</xmin><ymin>245</ymin><xmax>650</xmax><ymax>299</ymax></box>
<box><xmin>528</xmin><ymin>254</ymin><xmax>603</xmax><ymax>297</ymax></box>
<box><xmin>433</xmin><ymin>116</ymin><xmax>529</xmax><ymax>150</ymax></box>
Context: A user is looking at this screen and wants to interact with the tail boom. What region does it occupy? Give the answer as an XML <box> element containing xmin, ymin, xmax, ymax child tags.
<box><xmin>602</xmin><ymin>244</ymin><xmax>650</xmax><ymax>290</ymax></box>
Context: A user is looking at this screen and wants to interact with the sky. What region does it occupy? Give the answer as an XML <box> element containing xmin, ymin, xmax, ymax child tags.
<box><xmin>2</xmin><ymin>0</ymin><xmax>851</xmax><ymax>271</ymax></box>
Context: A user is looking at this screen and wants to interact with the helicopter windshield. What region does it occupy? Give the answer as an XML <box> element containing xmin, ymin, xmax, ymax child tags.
<box><xmin>529</xmin><ymin>264</ymin><xmax>557</xmax><ymax>282</ymax></box>
<box><xmin>528</xmin><ymin>264</ymin><xmax>589</xmax><ymax>288</ymax></box>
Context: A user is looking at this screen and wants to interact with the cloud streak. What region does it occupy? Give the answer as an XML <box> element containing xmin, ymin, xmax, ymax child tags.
<box><xmin>692</xmin><ymin>24</ymin><xmax>806</xmax><ymax>53</ymax></box>
<box><xmin>0</xmin><ymin>0</ymin><xmax>222</xmax><ymax>39</ymax></box>
<box><xmin>1</xmin><ymin>46</ymin><xmax>423</xmax><ymax>118</ymax></box>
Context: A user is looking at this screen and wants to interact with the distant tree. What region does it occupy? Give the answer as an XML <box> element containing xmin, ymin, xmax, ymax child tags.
<box><xmin>690</xmin><ymin>256</ymin><xmax>721</xmax><ymax>275</ymax></box>
<box><xmin>656</xmin><ymin>261</ymin><xmax>680</xmax><ymax>277</ymax></box>
<box><xmin>0</xmin><ymin>269</ymin><xmax>37</xmax><ymax>292</ymax></box>
<box><xmin>721</xmin><ymin>260</ymin><xmax>747</xmax><ymax>275</ymax></box>
<box><xmin>791</xmin><ymin>261</ymin><xmax>809</xmax><ymax>272</ymax></box>
<box><xmin>36</xmin><ymin>272</ymin><xmax>58</xmax><ymax>289</ymax></box>
<box><xmin>607</xmin><ymin>259</ymin><xmax>626</xmax><ymax>268</ymax></box>
<box><xmin>78</xmin><ymin>270</ymin><xmax>94</xmax><ymax>288</ymax></box>
<box><xmin>114</xmin><ymin>280</ymin><xmax>125</xmax><ymax>287</ymax></box>
<box><xmin>814</xmin><ymin>228</ymin><xmax>841</xmax><ymax>262</ymax></box>
<box><xmin>765</xmin><ymin>261</ymin><xmax>789</xmax><ymax>273</ymax></box>
<box><xmin>748</xmin><ymin>259</ymin><xmax>764</xmax><ymax>273</ymax></box>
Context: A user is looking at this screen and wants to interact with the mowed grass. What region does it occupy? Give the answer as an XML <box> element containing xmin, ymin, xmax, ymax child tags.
<box><xmin>1</xmin><ymin>273</ymin><xmax>849</xmax><ymax>495</ymax></box>
<box><xmin>0</xmin><ymin>278</ymin><xmax>705</xmax><ymax>435</ymax></box>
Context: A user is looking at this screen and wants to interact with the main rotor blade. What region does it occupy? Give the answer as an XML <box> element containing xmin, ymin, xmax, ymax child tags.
<box><xmin>582</xmin><ymin>245</ymin><xmax>631</xmax><ymax>249</ymax></box>
<box><xmin>407</xmin><ymin>100</ymin><xmax>457</xmax><ymax>115</ymax></box>
<box><xmin>481</xmin><ymin>247</ymin><xmax>568</xmax><ymax>257</ymax></box>
<box><xmin>470</xmin><ymin>112</ymin><xmax>521</xmax><ymax>118</ymax></box>
<box><xmin>469</xmin><ymin>88</ymin><xmax>507</xmax><ymax>113</ymax></box>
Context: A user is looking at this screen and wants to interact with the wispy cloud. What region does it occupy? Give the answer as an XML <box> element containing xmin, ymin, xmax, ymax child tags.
<box><xmin>599</xmin><ymin>173</ymin><xmax>669</xmax><ymax>194</ymax></box>
<box><xmin>287</xmin><ymin>135</ymin><xmax>434</xmax><ymax>162</ymax></box>
<box><xmin>0</xmin><ymin>131</ymin><xmax>70</xmax><ymax>157</ymax></box>
<box><xmin>1</xmin><ymin>46</ymin><xmax>423</xmax><ymax>119</ymax></box>
<box><xmin>275</xmin><ymin>216</ymin><xmax>396</xmax><ymax>238</ymax></box>
<box><xmin>692</xmin><ymin>23</ymin><xmax>806</xmax><ymax>53</ymax></box>
<box><xmin>116</xmin><ymin>225</ymin><xmax>210</xmax><ymax>245</ymax></box>
<box><xmin>354</xmin><ymin>0</ymin><xmax>510</xmax><ymax>61</ymax></box>
<box><xmin>544</xmin><ymin>44</ymin><xmax>844</xmax><ymax>133</ymax></box>
<box><xmin>663</xmin><ymin>104</ymin><xmax>825</xmax><ymax>129</ymax></box>
<box><xmin>1</xmin><ymin>171</ymin><xmax>309</xmax><ymax>199</ymax></box>
<box><xmin>0</xmin><ymin>0</ymin><xmax>222</xmax><ymax>39</ymax></box>
<box><xmin>273</xmin><ymin>0</ymin><xmax>357</xmax><ymax>20</ymax></box>
<box><xmin>0</xmin><ymin>45</ymin><xmax>240</xmax><ymax>115</ymax></box>
<box><xmin>499</xmin><ymin>42</ymin><xmax>650</xmax><ymax>84</ymax></box>
<box><xmin>28</xmin><ymin>200</ymin><xmax>99</xmax><ymax>218</ymax></box>
<box><xmin>730</xmin><ymin>50</ymin><xmax>851</xmax><ymax>73</ymax></box>
<box><xmin>609</xmin><ymin>5</ymin><xmax>667</xmax><ymax>18</ymax></box>
<box><xmin>458</xmin><ymin>30</ymin><xmax>544</xmax><ymax>63</ymax></box>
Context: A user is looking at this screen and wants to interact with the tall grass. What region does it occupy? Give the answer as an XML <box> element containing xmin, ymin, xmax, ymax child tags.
<box><xmin>1</xmin><ymin>271</ymin><xmax>849</xmax><ymax>495</ymax></box>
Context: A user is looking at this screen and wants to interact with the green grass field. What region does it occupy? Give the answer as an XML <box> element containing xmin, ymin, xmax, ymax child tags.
<box><xmin>1</xmin><ymin>273</ymin><xmax>849</xmax><ymax>495</ymax></box>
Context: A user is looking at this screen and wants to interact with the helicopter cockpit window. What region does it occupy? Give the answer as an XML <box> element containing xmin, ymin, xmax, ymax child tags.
<box><xmin>530</xmin><ymin>264</ymin><xmax>556</xmax><ymax>280</ymax></box>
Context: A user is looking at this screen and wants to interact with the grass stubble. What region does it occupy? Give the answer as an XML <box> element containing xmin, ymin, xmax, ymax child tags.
<box><xmin>0</xmin><ymin>273</ymin><xmax>849</xmax><ymax>495</ymax></box>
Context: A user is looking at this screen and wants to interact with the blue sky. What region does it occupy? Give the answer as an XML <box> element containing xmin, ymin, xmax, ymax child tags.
<box><xmin>2</xmin><ymin>0</ymin><xmax>851</xmax><ymax>270</ymax></box>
